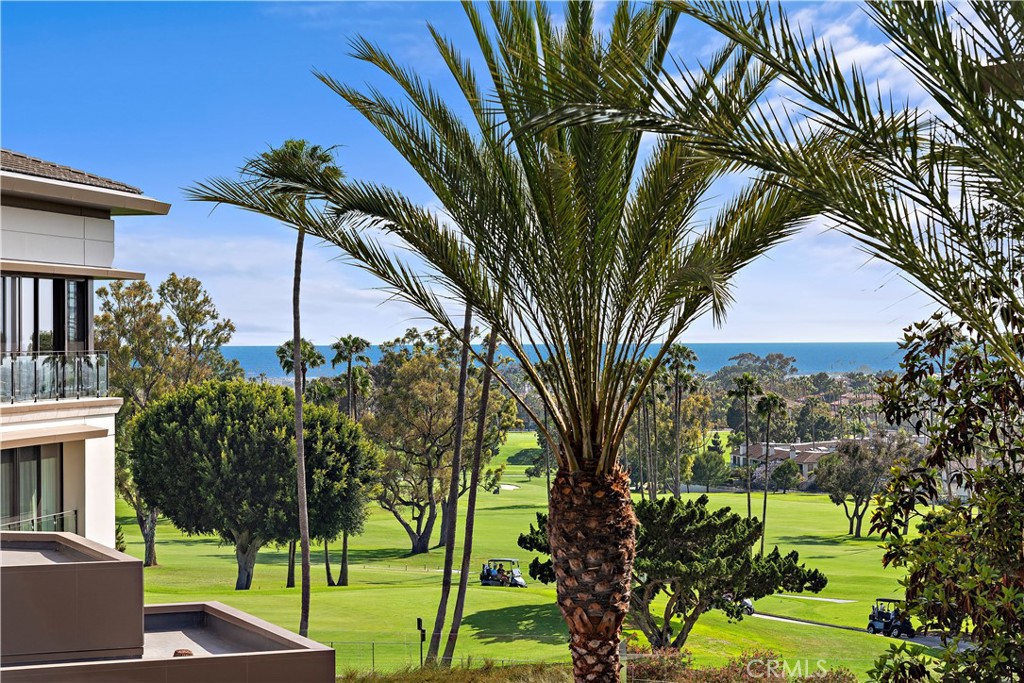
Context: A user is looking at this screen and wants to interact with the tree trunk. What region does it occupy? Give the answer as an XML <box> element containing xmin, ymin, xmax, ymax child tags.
<box><xmin>650</xmin><ymin>384</ymin><xmax>659</xmax><ymax>497</ymax></box>
<box><xmin>549</xmin><ymin>467</ymin><xmax>635</xmax><ymax>683</ymax></box>
<box><xmin>234</xmin><ymin>534</ymin><xmax>261</xmax><ymax>591</ymax></box>
<box><xmin>442</xmin><ymin>332</ymin><xmax>499</xmax><ymax>665</ymax></box>
<box><xmin>324</xmin><ymin>539</ymin><xmax>335</xmax><ymax>586</ymax></box>
<box><xmin>744</xmin><ymin>394</ymin><xmax>752</xmax><ymax>519</ymax></box>
<box><xmin>293</xmin><ymin>227</ymin><xmax>312</xmax><ymax>637</ymax></box>
<box><xmin>339</xmin><ymin>531</ymin><xmax>349</xmax><ymax>587</ymax></box>
<box><xmin>286</xmin><ymin>539</ymin><xmax>296</xmax><ymax>588</ymax></box>
<box><xmin>760</xmin><ymin>413</ymin><xmax>771</xmax><ymax>556</ymax></box>
<box><xmin>673</xmin><ymin>372</ymin><xmax>681</xmax><ymax>499</ymax></box>
<box><xmin>426</xmin><ymin>305</ymin><xmax>473</xmax><ymax>664</ymax></box>
<box><xmin>140</xmin><ymin>508</ymin><xmax>158</xmax><ymax>567</ymax></box>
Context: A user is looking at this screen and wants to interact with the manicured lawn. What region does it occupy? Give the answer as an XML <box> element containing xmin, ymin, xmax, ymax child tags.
<box><xmin>120</xmin><ymin>430</ymin><xmax>915</xmax><ymax>679</ymax></box>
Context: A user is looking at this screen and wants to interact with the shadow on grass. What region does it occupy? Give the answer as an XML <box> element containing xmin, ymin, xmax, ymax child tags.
<box><xmin>462</xmin><ymin>603</ymin><xmax>567</xmax><ymax>645</ymax></box>
<box><xmin>774</xmin><ymin>533</ymin><xmax>878</xmax><ymax>546</ymax></box>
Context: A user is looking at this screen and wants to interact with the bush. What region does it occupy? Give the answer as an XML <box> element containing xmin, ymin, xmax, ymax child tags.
<box><xmin>114</xmin><ymin>524</ymin><xmax>127</xmax><ymax>553</ymax></box>
<box><xmin>625</xmin><ymin>638</ymin><xmax>693</xmax><ymax>681</ymax></box>
<box><xmin>627</xmin><ymin>649</ymin><xmax>856</xmax><ymax>682</ymax></box>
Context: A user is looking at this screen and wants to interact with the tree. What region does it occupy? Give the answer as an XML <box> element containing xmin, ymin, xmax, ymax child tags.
<box><xmin>690</xmin><ymin>448</ymin><xmax>729</xmax><ymax>493</ymax></box>
<box><xmin>871</xmin><ymin>317</ymin><xmax>1024</xmax><ymax>682</ymax></box>
<box><xmin>95</xmin><ymin>275</ymin><xmax>236</xmax><ymax>567</ymax></box>
<box><xmin>816</xmin><ymin>434</ymin><xmax>917</xmax><ymax>538</ymax></box>
<box><xmin>770</xmin><ymin>458</ymin><xmax>801</xmax><ymax>494</ymax></box>
<box><xmin>132</xmin><ymin>381</ymin><xmax>294</xmax><ymax>590</ymax></box>
<box><xmin>519</xmin><ymin>496</ymin><xmax>826</xmax><ymax>650</ymax></box>
<box><xmin>276</xmin><ymin>338</ymin><xmax>326</xmax><ymax>395</ymax></box>
<box><xmin>188</xmin><ymin>4</ymin><xmax>813</xmax><ymax>677</ymax></box>
<box><xmin>329</xmin><ymin>333</ymin><xmax>372</xmax><ymax>587</ymax></box>
<box><xmin>664</xmin><ymin>345</ymin><xmax>698</xmax><ymax>498</ymax></box>
<box><xmin>795</xmin><ymin>397</ymin><xmax>839</xmax><ymax>444</ymax></box>
<box><xmin>755</xmin><ymin>392</ymin><xmax>786</xmax><ymax>554</ymax></box>
<box><xmin>728</xmin><ymin>373</ymin><xmax>763</xmax><ymax>519</ymax></box>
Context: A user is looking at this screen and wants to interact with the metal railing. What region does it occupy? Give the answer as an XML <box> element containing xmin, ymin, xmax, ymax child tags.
<box><xmin>0</xmin><ymin>509</ymin><xmax>78</xmax><ymax>534</ymax></box>
<box><xmin>0</xmin><ymin>351</ymin><xmax>108</xmax><ymax>404</ymax></box>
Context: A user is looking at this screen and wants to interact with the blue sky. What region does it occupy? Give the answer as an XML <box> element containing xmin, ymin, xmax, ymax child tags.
<box><xmin>2</xmin><ymin>1</ymin><xmax>933</xmax><ymax>345</ymax></box>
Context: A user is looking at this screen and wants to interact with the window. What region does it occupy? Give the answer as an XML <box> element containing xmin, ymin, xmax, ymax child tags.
<box><xmin>0</xmin><ymin>445</ymin><xmax>63</xmax><ymax>530</ymax></box>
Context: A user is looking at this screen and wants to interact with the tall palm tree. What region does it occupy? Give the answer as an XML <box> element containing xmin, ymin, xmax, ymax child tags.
<box><xmin>244</xmin><ymin>140</ymin><xmax>341</xmax><ymax>637</ymax></box>
<box><xmin>188</xmin><ymin>4</ymin><xmax>812</xmax><ymax>678</ymax></box>
<box><xmin>665</xmin><ymin>344</ymin><xmax>698</xmax><ymax>498</ymax></box>
<box><xmin>330</xmin><ymin>333</ymin><xmax>371</xmax><ymax>587</ymax></box>
<box><xmin>728</xmin><ymin>372</ymin><xmax>762</xmax><ymax>518</ymax></box>
<box><xmin>755</xmin><ymin>392</ymin><xmax>785</xmax><ymax>556</ymax></box>
<box><xmin>276</xmin><ymin>338</ymin><xmax>327</xmax><ymax>396</ymax></box>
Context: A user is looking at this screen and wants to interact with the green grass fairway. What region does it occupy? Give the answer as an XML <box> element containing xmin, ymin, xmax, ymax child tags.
<box><xmin>120</xmin><ymin>431</ymin><xmax>916</xmax><ymax>679</ymax></box>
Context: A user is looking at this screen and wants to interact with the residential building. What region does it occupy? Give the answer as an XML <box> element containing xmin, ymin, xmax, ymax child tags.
<box><xmin>0</xmin><ymin>149</ymin><xmax>169</xmax><ymax>547</ymax></box>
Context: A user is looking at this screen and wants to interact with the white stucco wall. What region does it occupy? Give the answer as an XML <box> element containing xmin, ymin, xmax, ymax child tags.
<box><xmin>0</xmin><ymin>205</ymin><xmax>115</xmax><ymax>268</ymax></box>
<box><xmin>2</xmin><ymin>399</ymin><xmax>120</xmax><ymax>548</ymax></box>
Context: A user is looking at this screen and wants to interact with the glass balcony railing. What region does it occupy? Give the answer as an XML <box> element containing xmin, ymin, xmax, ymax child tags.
<box><xmin>0</xmin><ymin>509</ymin><xmax>78</xmax><ymax>534</ymax></box>
<box><xmin>0</xmin><ymin>351</ymin><xmax>109</xmax><ymax>404</ymax></box>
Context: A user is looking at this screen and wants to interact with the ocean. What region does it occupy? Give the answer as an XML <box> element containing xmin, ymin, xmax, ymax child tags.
<box><xmin>222</xmin><ymin>342</ymin><xmax>904</xmax><ymax>380</ymax></box>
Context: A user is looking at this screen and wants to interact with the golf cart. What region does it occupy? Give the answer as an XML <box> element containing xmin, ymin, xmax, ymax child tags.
<box><xmin>867</xmin><ymin>598</ymin><xmax>915</xmax><ymax>638</ymax></box>
<box><xmin>479</xmin><ymin>558</ymin><xmax>527</xmax><ymax>588</ymax></box>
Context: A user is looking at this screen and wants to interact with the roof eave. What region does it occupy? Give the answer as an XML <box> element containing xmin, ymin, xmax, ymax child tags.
<box><xmin>0</xmin><ymin>171</ymin><xmax>171</xmax><ymax>216</ymax></box>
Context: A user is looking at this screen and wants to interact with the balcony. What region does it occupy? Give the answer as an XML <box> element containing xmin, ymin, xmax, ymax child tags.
<box><xmin>0</xmin><ymin>510</ymin><xmax>77</xmax><ymax>534</ymax></box>
<box><xmin>0</xmin><ymin>351</ymin><xmax>108</xmax><ymax>404</ymax></box>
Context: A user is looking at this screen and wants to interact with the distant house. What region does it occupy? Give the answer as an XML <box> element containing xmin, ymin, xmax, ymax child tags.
<box><xmin>0</xmin><ymin>149</ymin><xmax>169</xmax><ymax>547</ymax></box>
<box><xmin>735</xmin><ymin>440</ymin><xmax>840</xmax><ymax>478</ymax></box>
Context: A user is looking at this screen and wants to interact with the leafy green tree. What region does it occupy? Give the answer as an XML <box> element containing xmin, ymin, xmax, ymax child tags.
<box><xmin>795</xmin><ymin>398</ymin><xmax>839</xmax><ymax>443</ymax></box>
<box><xmin>188</xmin><ymin>4</ymin><xmax>813</xmax><ymax>677</ymax></box>
<box><xmin>132</xmin><ymin>381</ymin><xmax>294</xmax><ymax>590</ymax></box>
<box><xmin>770</xmin><ymin>458</ymin><xmax>801</xmax><ymax>494</ymax></box>
<box><xmin>755</xmin><ymin>392</ymin><xmax>786</xmax><ymax>554</ymax></box>
<box><xmin>690</xmin><ymin>448</ymin><xmax>729</xmax><ymax>493</ymax></box>
<box><xmin>871</xmin><ymin>318</ymin><xmax>1024</xmax><ymax>682</ymax></box>
<box><xmin>728</xmin><ymin>373</ymin><xmax>763</xmax><ymax>519</ymax></box>
<box><xmin>519</xmin><ymin>497</ymin><xmax>826</xmax><ymax>649</ymax></box>
<box><xmin>817</xmin><ymin>434</ymin><xmax>917</xmax><ymax>538</ymax></box>
<box><xmin>96</xmin><ymin>275</ymin><xmax>236</xmax><ymax>567</ymax></box>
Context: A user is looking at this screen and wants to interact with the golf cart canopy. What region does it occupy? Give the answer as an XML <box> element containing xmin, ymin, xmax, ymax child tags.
<box><xmin>487</xmin><ymin>558</ymin><xmax>519</xmax><ymax>564</ymax></box>
<box><xmin>875</xmin><ymin>598</ymin><xmax>901</xmax><ymax>603</ymax></box>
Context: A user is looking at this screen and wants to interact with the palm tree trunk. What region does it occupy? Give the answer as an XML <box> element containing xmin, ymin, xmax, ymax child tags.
<box><xmin>441</xmin><ymin>332</ymin><xmax>499</xmax><ymax>665</ymax></box>
<box><xmin>673</xmin><ymin>374</ymin><xmax>681</xmax><ymax>498</ymax></box>
<box><xmin>549</xmin><ymin>466</ymin><xmax>635</xmax><ymax>683</ymax></box>
<box><xmin>635</xmin><ymin>411</ymin><xmax>645</xmax><ymax>502</ymax></box>
<box><xmin>744</xmin><ymin>393</ymin><xmax>752</xmax><ymax>519</ymax></box>
<box><xmin>425</xmin><ymin>305</ymin><xmax>473</xmax><ymax>664</ymax></box>
<box><xmin>650</xmin><ymin>384</ymin><xmax>659</xmax><ymax>497</ymax></box>
<box><xmin>760</xmin><ymin>412</ymin><xmax>770</xmax><ymax>556</ymax></box>
<box><xmin>292</xmin><ymin>227</ymin><xmax>312</xmax><ymax>637</ymax></box>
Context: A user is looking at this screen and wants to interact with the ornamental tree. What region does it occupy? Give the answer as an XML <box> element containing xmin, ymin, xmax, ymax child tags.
<box><xmin>132</xmin><ymin>380</ymin><xmax>294</xmax><ymax>590</ymax></box>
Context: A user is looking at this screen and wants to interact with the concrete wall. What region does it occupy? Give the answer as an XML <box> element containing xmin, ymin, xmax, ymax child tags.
<box><xmin>0</xmin><ymin>206</ymin><xmax>115</xmax><ymax>268</ymax></box>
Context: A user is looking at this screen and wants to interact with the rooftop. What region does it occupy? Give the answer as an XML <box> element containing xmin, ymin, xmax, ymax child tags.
<box><xmin>1</xmin><ymin>149</ymin><xmax>142</xmax><ymax>195</ymax></box>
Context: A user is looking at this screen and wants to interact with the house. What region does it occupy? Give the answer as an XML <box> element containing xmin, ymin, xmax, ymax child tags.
<box><xmin>0</xmin><ymin>151</ymin><xmax>336</xmax><ymax>680</ymax></box>
<box><xmin>0</xmin><ymin>149</ymin><xmax>169</xmax><ymax>547</ymax></box>
<box><xmin>735</xmin><ymin>440</ymin><xmax>839</xmax><ymax>478</ymax></box>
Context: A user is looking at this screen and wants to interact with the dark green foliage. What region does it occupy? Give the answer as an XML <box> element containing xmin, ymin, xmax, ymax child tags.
<box><xmin>518</xmin><ymin>497</ymin><xmax>826</xmax><ymax>650</ymax></box>
<box><xmin>690</xmin><ymin>449</ymin><xmax>729</xmax><ymax>492</ymax></box>
<box><xmin>870</xmin><ymin>317</ymin><xmax>1024</xmax><ymax>682</ymax></box>
<box><xmin>132</xmin><ymin>380</ymin><xmax>295</xmax><ymax>590</ymax></box>
<box><xmin>631</xmin><ymin>495</ymin><xmax>826</xmax><ymax>649</ymax></box>
<box><xmin>770</xmin><ymin>459</ymin><xmax>801</xmax><ymax>494</ymax></box>
<box><xmin>114</xmin><ymin>524</ymin><xmax>127</xmax><ymax>553</ymax></box>
<box><xmin>516</xmin><ymin>512</ymin><xmax>556</xmax><ymax>585</ymax></box>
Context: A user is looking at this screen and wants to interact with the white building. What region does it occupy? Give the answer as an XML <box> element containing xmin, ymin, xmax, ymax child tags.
<box><xmin>0</xmin><ymin>149</ymin><xmax>168</xmax><ymax>547</ymax></box>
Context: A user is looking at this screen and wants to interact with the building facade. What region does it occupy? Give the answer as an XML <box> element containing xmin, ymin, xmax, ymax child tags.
<box><xmin>0</xmin><ymin>149</ymin><xmax>169</xmax><ymax>547</ymax></box>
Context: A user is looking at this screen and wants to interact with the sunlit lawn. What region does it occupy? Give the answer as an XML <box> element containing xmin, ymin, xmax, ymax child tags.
<box><xmin>121</xmin><ymin>430</ymin><xmax>917</xmax><ymax>680</ymax></box>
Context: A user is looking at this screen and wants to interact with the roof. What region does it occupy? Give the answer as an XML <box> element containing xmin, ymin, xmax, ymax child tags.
<box><xmin>1</xmin><ymin>149</ymin><xmax>142</xmax><ymax>195</ymax></box>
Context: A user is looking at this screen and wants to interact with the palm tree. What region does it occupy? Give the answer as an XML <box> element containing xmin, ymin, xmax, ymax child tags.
<box><xmin>247</xmin><ymin>140</ymin><xmax>341</xmax><ymax>637</ymax></box>
<box><xmin>276</xmin><ymin>338</ymin><xmax>327</xmax><ymax>396</ymax></box>
<box><xmin>582</xmin><ymin>1</ymin><xmax>1024</xmax><ymax>373</ymax></box>
<box><xmin>755</xmin><ymin>392</ymin><xmax>786</xmax><ymax>556</ymax></box>
<box><xmin>728</xmin><ymin>372</ymin><xmax>763</xmax><ymax>518</ymax></box>
<box><xmin>330</xmin><ymin>335</ymin><xmax>370</xmax><ymax>420</ymax></box>
<box><xmin>329</xmin><ymin>334</ymin><xmax>371</xmax><ymax>586</ymax></box>
<box><xmin>665</xmin><ymin>344</ymin><xmax>698</xmax><ymax>498</ymax></box>
<box><xmin>188</xmin><ymin>5</ymin><xmax>812</xmax><ymax>678</ymax></box>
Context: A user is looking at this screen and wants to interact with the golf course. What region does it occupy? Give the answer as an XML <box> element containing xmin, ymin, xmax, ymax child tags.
<box><xmin>119</xmin><ymin>431</ymin><xmax>928</xmax><ymax>680</ymax></box>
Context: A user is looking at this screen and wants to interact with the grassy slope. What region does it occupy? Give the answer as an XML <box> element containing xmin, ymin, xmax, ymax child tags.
<box><xmin>121</xmin><ymin>431</ymin><xmax>912</xmax><ymax>679</ymax></box>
